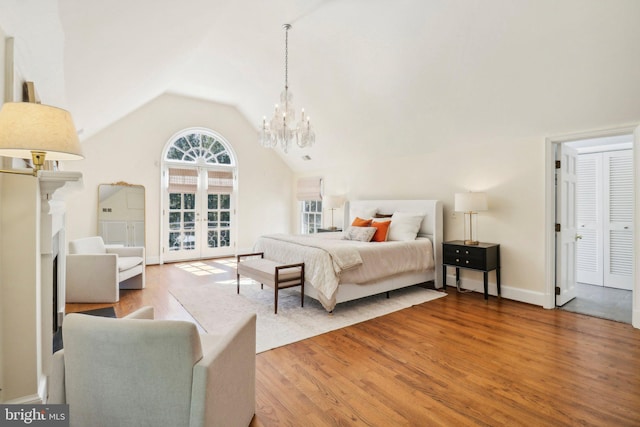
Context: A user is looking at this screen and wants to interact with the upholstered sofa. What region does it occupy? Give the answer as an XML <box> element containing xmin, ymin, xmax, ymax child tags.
<box><xmin>48</xmin><ymin>306</ymin><xmax>256</xmax><ymax>427</ymax></box>
<box><xmin>66</xmin><ymin>236</ymin><xmax>145</xmax><ymax>303</ymax></box>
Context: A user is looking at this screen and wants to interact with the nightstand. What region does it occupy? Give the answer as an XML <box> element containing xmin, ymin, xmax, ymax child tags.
<box><xmin>316</xmin><ymin>228</ymin><xmax>342</xmax><ymax>233</ymax></box>
<box><xmin>442</xmin><ymin>240</ymin><xmax>500</xmax><ymax>300</ymax></box>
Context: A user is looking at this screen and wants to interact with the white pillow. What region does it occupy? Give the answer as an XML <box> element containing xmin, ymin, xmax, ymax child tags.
<box><xmin>343</xmin><ymin>226</ymin><xmax>376</xmax><ymax>242</ymax></box>
<box><xmin>387</xmin><ymin>212</ymin><xmax>425</xmax><ymax>241</ymax></box>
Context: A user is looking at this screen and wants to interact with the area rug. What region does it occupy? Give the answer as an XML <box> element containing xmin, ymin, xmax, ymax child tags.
<box><xmin>169</xmin><ymin>278</ymin><xmax>446</xmax><ymax>353</ymax></box>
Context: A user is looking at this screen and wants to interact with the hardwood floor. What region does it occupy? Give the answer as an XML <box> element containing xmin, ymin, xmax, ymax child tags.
<box><xmin>67</xmin><ymin>260</ymin><xmax>640</xmax><ymax>426</ymax></box>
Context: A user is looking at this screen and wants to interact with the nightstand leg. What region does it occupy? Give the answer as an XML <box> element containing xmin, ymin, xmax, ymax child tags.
<box><xmin>497</xmin><ymin>268</ymin><xmax>501</xmax><ymax>298</ymax></box>
<box><xmin>442</xmin><ymin>265</ymin><xmax>447</xmax><ymax>289</ymax></box>
<box><xmin>483</xmin><ymin>272</ymin><xmax>488</xmax><ymax>301</ymax></box>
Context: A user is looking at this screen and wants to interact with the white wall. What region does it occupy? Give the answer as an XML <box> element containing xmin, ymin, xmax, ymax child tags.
<box><xmin>0</xmin><ymin>1</ymin><xmax>67</xmax><ymax>108</ymax></box>
<box><xmin>64</xmin><ymin>93</ymin><xmax>294</xmax><ymax>262</ymax></box>
<box><xmin>307</xmin><ymin>137</ymin><xmax>547</xmax><ymax>304</ymax></box>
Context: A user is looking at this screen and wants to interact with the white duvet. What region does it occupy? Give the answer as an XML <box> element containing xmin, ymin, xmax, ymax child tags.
<box><xmin>253</xmin><ymin>233</ymin><xmax>434</xmax><ymax>311</ymax></box>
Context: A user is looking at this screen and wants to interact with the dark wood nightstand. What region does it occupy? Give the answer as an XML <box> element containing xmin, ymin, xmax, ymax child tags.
<box><xmin>316</xmin><ymin>228</ymin><xmax>342</xmax><ymax>233</ymax></box>
<box><xmin>442</xmin><ymin>240</ymin><xmax>501</xmax><ymax>300</ymax></box>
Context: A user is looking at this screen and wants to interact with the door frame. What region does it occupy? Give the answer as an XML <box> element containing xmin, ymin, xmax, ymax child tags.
<box><xmin>158</xmin><ymin>128</ymin><xmax>238</xmax><ymax>264</ymax></box>
<box><xmin>544</xmin><ymin>123</ymin><xmax>640</xmax><ymax>329</ymax></box>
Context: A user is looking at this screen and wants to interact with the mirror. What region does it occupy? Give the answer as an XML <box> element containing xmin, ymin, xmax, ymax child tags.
<box><xmin>98</xmin><ymin>183</ymin><xmax>145</xmax><ymax>247</ymax></box>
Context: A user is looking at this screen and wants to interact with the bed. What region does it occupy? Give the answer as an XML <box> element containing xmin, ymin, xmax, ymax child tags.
<box><xmin>253</xmin><ymin>199</ymin><xmax>443</xmax><ymax>311</ymax></box>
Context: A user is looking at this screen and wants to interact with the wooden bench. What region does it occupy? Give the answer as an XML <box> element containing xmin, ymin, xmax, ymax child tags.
<box><xmin>236</xmin><ymin>252</ymin><xmax>305</xmax><ymax>314</ymax></box>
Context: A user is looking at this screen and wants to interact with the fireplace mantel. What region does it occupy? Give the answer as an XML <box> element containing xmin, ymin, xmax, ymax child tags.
<box><xmin>0</xmin><ymin>170</ymin><xmax>83</xmax><ymax>403</ymax></box>
<box><xmin>38</xmin><ymin>170</ymin><xmax>83</xmax><ymax>201</ymax></box>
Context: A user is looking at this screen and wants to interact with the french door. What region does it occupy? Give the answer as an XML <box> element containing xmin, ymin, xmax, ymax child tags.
<box><xmin>163</xmin><ymin>167</ymin><xmax>235</xmax><ymax>262</ymax></box>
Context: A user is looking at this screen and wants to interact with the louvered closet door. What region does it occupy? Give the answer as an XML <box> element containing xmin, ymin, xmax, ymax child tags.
<box><xmin>576</xmin><ymin>154</ymin><xmax>603</xmax><ymax>286</ymax></box>
<box><xmin>604</xmin><ymin>150</ymin><xmax>633</xmax><ymax>290</ymax></box>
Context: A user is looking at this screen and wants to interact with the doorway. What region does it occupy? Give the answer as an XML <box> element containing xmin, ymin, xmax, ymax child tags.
<box><xmin>558</xmin><ymin>135</ymin><xmax>633</xmax><ymax>323</ymax></box>
<box><xmin>160</xmin><ymin>129</ymin><xmax>237</xmax><ymax>263</ymax></box>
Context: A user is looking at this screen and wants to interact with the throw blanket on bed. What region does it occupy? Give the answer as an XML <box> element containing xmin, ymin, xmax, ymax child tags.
<box><xmin>254</xmin><ymin>234</ymin><xmax>363</xmax><ymax>310</ymax></box>
<box><xmin>262</xmin><ymin>234</ymin><xmax>363</xmax><ymax>272</ymax></box>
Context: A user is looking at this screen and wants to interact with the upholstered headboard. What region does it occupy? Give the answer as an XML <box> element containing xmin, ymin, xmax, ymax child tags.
<box><xmin>344</xmin><ymin>199</ymin><xmax>442</xmax><ymax>238</ymax></box>
<box><xmin>343</xmin><ymin>199</ymin><xmax>444</xmax><ymax>288</ymax></box>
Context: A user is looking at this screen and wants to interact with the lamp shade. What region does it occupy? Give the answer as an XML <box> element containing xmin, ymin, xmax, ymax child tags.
<box><xmin>323</xmin><ymin>195</ymin><xmax>345</xmax><ymax>209</ymax></box>
<box><xmin>454</xmin><ymin>192</ymin><xmax>488</xmax><ymax>212</ymax></box>
<box><xmin>0</xmin><ymin>102</ymin><xmax>84</xmax><ymax>161</ymax></box>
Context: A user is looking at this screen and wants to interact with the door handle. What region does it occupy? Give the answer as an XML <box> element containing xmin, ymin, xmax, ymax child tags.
<box><xmin>575</xmin><ymin>234</ymin><xmax>583</xmax><ymax>241</ymax></box>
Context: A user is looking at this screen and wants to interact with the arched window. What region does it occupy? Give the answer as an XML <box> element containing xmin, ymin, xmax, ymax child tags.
<box><xmin>161</xmin><ymin>129</ymin><xmax>237</xmax><ymax>262</ymax></box>
<box><xmin>165</xmin><ymin>131</ymin><xmax>235</xmax><ymax>165</ymax></box>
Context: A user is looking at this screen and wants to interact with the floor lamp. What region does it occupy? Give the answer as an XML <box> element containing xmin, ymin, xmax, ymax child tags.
<box><xmin>454</xmin><ymin>192</ymin><xmax>488</xmax><ymax>245</ymax></box>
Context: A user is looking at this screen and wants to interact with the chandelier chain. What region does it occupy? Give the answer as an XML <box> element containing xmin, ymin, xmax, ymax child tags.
<box><xmin>284</xmin><ymin>25</ymin><xmax>289</xmax><ymax>90</ymax></box>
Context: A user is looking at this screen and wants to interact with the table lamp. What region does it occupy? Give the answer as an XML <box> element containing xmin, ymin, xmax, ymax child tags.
<box><xmin>323</xmin><ymin>195</ymin><xmax>345</xmax><ymax>230</ymax></box>
<box><xmin>454</xmin><ymin>192</ymin><xmax>488</xmax><ymax>245</ymax></box>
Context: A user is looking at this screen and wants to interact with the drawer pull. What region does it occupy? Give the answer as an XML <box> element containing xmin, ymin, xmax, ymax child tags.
<box><xmin>465</xmin><ymin>260</ymin><xmax>470</xmax><ymax>264</ymax></box>
<box><xmin>456</xmin><ymin>258</ymin><xmax>460</xmax><ymax>262</ymax></box>
<box><xmin>455</xmin><ymin>249</ymin><xmax>460</xmax><ymax>253</ymax></box>
<box><xmin>465</xmin><ymin>250</ymin><xmax>469</xmax><ymax>255</ymax></box>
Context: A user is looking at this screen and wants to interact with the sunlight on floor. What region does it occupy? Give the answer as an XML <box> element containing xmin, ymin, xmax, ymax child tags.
<box><xmin>175</xmin><ymin>261</ymin><xmax>231</xmax><ymax>276</ymax></box>
<box><xmin>215</xmin><ymin>259</ymin><xmax>237</xmax><ymax>267</ymax></box>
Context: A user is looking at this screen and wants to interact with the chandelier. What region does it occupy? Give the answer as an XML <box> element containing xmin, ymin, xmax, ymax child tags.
<box><xmin>259</xmin><ymin>24</ymin><xmax>315</xmax><ymax>153</ymax></box>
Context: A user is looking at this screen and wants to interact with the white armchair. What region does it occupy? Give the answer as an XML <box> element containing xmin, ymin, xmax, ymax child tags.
<box><xmin>48</xmin><ymin>307</ymin><xmax>257</xmax><ymax>427</ymax></box>
<box><xmin>66</xmin><ymin>236</ymin><xmax>145</xmax><ymax>303</ymax></box>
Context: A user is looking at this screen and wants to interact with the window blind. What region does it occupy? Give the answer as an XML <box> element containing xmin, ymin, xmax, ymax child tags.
<box><xmin>207</xmin><ymin>170</ymin><xmax>234</xmax><ymax>194</ymax></box>
<box><xmin>296</xmin><ymin>176</ymin><xmax>322</xmax><ymax>201</ymax></box>
<box><xmin>167</xmin><ymin>168</ymin><xmax>198</xmax><ymax>193</ymax></box>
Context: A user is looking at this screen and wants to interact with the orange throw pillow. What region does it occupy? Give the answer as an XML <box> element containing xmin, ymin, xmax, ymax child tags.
<box><xmin>352</xmin><ymin>217</ymin><xmax>373</xmax><ymax>227</ymax></box>
<box><xmin>371</xmin><ymin>221</ymin><xmax>391</xmax><ymax>242</ymax></box>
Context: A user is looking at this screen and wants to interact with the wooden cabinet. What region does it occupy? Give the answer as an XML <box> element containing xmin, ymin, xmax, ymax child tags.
<box><xmin>442</xmin><ymin>240</ymin><xmax>500</xmax><ymax>300</ymax></box>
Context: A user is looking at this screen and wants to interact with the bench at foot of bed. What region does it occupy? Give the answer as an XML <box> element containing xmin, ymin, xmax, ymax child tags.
<box><xmin>236</xmin><ymin>252</ymin><xmax>305</xmax><ymax>314</ymax></box>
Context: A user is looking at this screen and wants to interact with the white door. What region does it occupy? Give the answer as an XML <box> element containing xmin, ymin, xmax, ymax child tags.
<box><xmin>556</xmin><ymin>144</ymin><xmax>579</xmax><ymax>306</ymax></box>
<box><xmin>163</xmin><ymin>167</ymin><xmax>235</xmax><ymax>262</ymax></box>
<box><xmin>165</xmin><ymin>190</ymin><xmax>198</xmax><ymax>261</ymax></box>
<box><xmin>576</xmin><ymin>153</ymin><xmax>603</xmax><ymax>285</ymax></box>
<box><xmin>201</xmin><ymin>191</ymin><xmax>234</xmax><ymax>258</ymax></box>
<box><xmin>604</xmin><ymin>150</ymin><xmax>634</xmax><ymax>290</ymax></box>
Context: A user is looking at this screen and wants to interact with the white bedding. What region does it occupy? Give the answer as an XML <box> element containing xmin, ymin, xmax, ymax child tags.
<box><xmin>253</xmin><ymin>233</ymin><xmax>434</xmax><ymax>311</ymax></box>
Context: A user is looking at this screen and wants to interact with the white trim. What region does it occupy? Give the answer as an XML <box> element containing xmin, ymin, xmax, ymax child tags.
<box><xmin>545</xmin><ymin>124</ymin><xmax>639</xmax><ymax>329</ymax></box>
<box><xmin>4</xmin><ymin>393</ymin><xmax>43</xmax><ymax>404</ymax></box>
<box><xmin>146</xmin><ymin>256</ymin><xmax>160</xmax><ymax>265</ymax></box>
<box><xmin>445</xmin><ymin>274</ymin><xmax>545</xmax><ymax>306</ymax></box>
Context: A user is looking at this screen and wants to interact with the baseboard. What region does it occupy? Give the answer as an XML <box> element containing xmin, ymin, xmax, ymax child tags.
<box><xmin>445</xmin><ymin>274</ymin><xmax>546</xmax><ymax>307</ymax></box>
<box><xmin>146</xmin><ymin>256</ymin><xmax>160</xmax><ymax>265</ymax></box>
<box><xmin>2</xmin><ymin>393</ymin><xmax>42</xmax><ymax>404</ymax></box>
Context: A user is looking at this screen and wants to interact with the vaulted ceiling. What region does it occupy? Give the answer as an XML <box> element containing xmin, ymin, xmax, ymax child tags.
<box><xmin>7</xmin><ymin>0</ymin><xmax>640</xmax><ymax>171</ymax></box>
